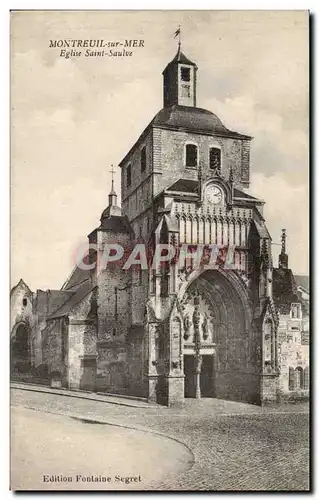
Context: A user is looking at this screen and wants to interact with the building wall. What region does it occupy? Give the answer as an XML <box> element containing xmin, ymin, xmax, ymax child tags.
<box><xmin>93</xmin><ymin>229</ymin><xmax>131</xmax><ymax>392</ymax></box>
<box><xmin>121</xmin><ymin>129</ymin><xmax>153</xmax><ymax>222</ymax></box>
<box><xmin>68</xmin><ymin>291</ymin><xmax>97</xmax><ymax>390</ymax></box>
<box><xmin>95</xmin><ymin>229</ymin><xmax>132</xmax><ymax>338</ymax></box>
<box><xmin>10</xmin><ymin>283</ymin><xmax>33</xmax><ymax>334</ymax></box>
<box><xmin>96</xmin><ymin>341</ymin><xmax>127</xmax><ymax>393</ymax></box>
<box><xmin>10</xmin><ymin>282</ymin><xmax>35</xmax><ymax>365</ymax></box>
<box><xmin>153</xmin><ymin>128</ymin><xmax>250</xmax><ymax>197</ymax></box>
<box><xmin>277</xmin><ymin>310</ymin><xmax>310</xmax><ymax>397</ymax></box>
<box><xmin>42</xmin><ymin>319</ymin><xmax>64</xmax><ymax>375</ymax></box>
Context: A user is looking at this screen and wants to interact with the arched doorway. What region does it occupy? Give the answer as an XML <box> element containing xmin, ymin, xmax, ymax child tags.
<box><xmin>180</xmin><ymin>269</ymin><xmax>258</xmax><ymax>404</ymax></box>
<box><xmin>11</xmin><ymin>323</ymin><xmax>30</xmax><ymax>372</ymax></box>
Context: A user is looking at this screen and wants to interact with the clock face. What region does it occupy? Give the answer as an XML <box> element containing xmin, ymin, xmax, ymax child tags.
<box><xmin>206</xmin><ymin>185</ymin><xmax>223</xmax><ymax>205</ymax></box>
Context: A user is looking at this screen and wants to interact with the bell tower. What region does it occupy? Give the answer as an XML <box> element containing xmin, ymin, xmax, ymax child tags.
<box><xmin>162</xmin><ymin>43</ymin><xmax>198</xmax><ymax>108</ymax></box>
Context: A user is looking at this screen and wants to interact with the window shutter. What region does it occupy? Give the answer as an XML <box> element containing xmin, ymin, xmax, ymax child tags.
<box><xmin>289</xmin><ymin>367</ymin><xmax>295</xmax><ymax>391</ymax></box>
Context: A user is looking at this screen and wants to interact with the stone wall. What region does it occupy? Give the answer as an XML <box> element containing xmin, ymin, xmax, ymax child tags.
<box><xmin>215</xmin><ymin>371</ymin><xmax>261</xmax><ymax>404</ymax></box>
<box><xmin>260</xmin><ymin>374</ymin><xmax>278</xmax><ymax>403</ymax></box>
<box><xmin>153</xmin><ymin>128</ymin><xmax>250</xmax><ymax>197</ymax></box>
<box><xmin>121</xmin><ymin>129</ymin><xmax>153</xmax><ymax>220</ymax></box>
<box><xmin>95</xmin><ymin>229</ymin><xmax>132</xmax><ymax>340</ymax></box>
<box><xmin>42</xmin><ymin>319</ymin><xmax>63</xmax><ymax>375</ymax></box>
<box><xmin>10</xmin><ymin>282</ymin><xmax>34</xmax><ymax>333</ymax></box>
<box><xmin>126</xmin><ymin>325</ymin><xmax>146</xmax><ymax>397</ymax></box>
<box><xmin>68</xmin><ymin>290</ymin><xmax>97</xmax><ymax>390</ymax></box>
<box><xmin>10</xmin><ymin>281</ymin><xmax>34</xmax><ymax>365</ymax></box>
<box><xmin>96</xmin><ymin>341</ymin><xmax>127</xmax><ymax>393</ymax></box>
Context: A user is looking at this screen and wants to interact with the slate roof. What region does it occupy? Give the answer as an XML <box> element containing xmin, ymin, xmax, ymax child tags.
<box><xmin>252</xmin><ymin>220</ymin><xmax>271</xmax><ymax>239</ymax></box>
<box><xmin>165</xmin><ymin>178</ymin><xmax>259</xmax><ymax>201</ymax></box>
<box><xmin>10</xmin><ymin>279</ymin><xmax>33</xmax><ymax>297</ymax></box>
<box><xmin>272</xmin><ymin>268</ymin><xmax>301</xmax><ymax>315</ymax></box>
<box><xmin>294</xmin><ymin>275</ymin><xmax>309</xmax><ymax>293</ymax></box>
<box><xmin>166</xmin><ymin>178</ymin><xmax>198</xmax><ymax>194</ymax></box>
<box><xmin>151</xmin><ymin>105</ymin><xmax>251</xmax><ymax>139</ymax></box>
<box><xmin>47</xmin><ymin>290</ymin><xmax>74</xmax><ymax>314</ymax></box>
<box><xmin>163</xmin><ymin>49</ymin><xmax>197</xmax><ymax>72</ymax></box>
<box><xmin>99</xmin><ymin>215</ymin><xmax>134</xmax><ymax>235</ymax></box>
<box><xmin>62</xmin><ymin>265</ymin><xmax>90</xmax><ymax>291</ymax></box>
<box><xmin>48</xmin><ymin>280</ymin><xmax>94</xmax><ymax>319</ymax></box>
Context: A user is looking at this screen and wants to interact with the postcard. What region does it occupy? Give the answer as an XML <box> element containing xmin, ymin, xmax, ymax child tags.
<box><xmin>10</xmin><ymin>10</ymin><xmax>309</xmax><ymax>491</ymax></box>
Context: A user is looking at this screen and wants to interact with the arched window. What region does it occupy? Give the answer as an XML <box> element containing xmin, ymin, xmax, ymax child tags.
<box><xmin>127</xmin><ymin>164</ymin><xmax>132</xmax><ymax>187</ymax></box>
<box><xmin>22</xmin><ymin>298</ymin><xmax>27</xmax><ymax>307</ymax></box>
<box><xmin>209</xmin><ymin>147</ymin><xmax>221</xmax><ymax>173</ymax></box>
<box><xmin>289</xmin><ymin>367</ymin><xmax>295</xmax><ymax>391</ymax></box>
<box><xmin>185</xmin><ymin>144</ymin><xmax>198</xmax><ymax>167</ymax></box>
<box><xmin>295</xmin><ymin>367</ymin><xmax>304</xmax><ymax>389</ymax></box>
<box><xmin>264</xmin><ymin>319</ymin><xmax>273</xmax><ymax>366</ymax></box>
<box><xmin>141</xmin><ymin>146</ymin><xmax>146</xmax><ymax>173</ymax></box>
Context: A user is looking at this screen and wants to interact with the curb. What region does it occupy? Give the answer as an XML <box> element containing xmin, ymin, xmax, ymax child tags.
<box><xmin>10</xmin><ymin>382</ymin><xmax>161</xmax><ymax>409</ymax></box>
<box><xmin>12</xmin><ymin>404</ymin><xmax>195</xmax><ymax>476</ymax></box>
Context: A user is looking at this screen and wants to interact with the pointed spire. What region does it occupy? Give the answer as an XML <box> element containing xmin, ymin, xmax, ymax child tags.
<box><xmin>281</xmin><ymin>228</ymin><xmax>286</xmax><ymax>254</ymax></box>
<box><xmin>279</xmin><ymin>228</ymin><xmax>289</xmax><ymax>269</ymax></box>
<box><xmin>109</xmin><ymin>165</ymin><xmax>116</xmax><ymax>197</ymax></box>
<box><xmin>108</xmin><ymin>164</ymin><xmax>118</xmax><ymax>206</ymax></box>
<box><xmin>100</xmin><ymin>165</ymin><xmax>121</xmax><ymax>221</ymax></box>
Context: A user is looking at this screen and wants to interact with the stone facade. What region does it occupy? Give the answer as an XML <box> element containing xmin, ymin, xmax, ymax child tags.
<box><xmin>10</xmin><ymin>46</ymin><xmax>308</xmax><ymax>407</ymax></box>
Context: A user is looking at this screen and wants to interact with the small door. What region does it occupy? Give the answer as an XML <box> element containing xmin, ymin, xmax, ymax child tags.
<box><xmin>184</xmin><ymin>355</ymin><xmax>196</xmax><ymax>398</ymax></box>
<box><xmin>80</xmin><ymin>358</ymin><xmax>97</xmax><ymax>391</ymax></box>
<box><xmin>200</xmin><ymin>355</ymin><xmax>215</xmax><ymax>397</ymax></box>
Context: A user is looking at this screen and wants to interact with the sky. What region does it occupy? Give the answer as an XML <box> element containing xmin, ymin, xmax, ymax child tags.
<box><xmin>10</xmin><ymin>10</ymin><xmax>309</xmax><ymax>291</ymax></box>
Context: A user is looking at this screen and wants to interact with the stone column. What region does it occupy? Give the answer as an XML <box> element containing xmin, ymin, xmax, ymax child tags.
<box><xmin>195</xmin><ymin>354</ymin><xmax>202</xmax><ymax>399</ymax></box>
<box><xmin>193</xmin><ymin>296</ymin><xmax>202</xmax><ymax>399</ymax></box>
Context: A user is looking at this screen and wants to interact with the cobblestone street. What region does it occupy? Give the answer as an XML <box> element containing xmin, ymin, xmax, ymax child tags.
<box><xmin>11</xmin><ymin>386</ymin><xmax>310</xmax><ymax>491</ymax></box>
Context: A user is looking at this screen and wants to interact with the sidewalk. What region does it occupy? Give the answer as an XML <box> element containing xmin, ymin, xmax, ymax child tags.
<box><xmin>11</xmin><ymin>381</ymin><xmax>309</xmax><ymax>416</ymax></box>
<box><xmin>10</xmin><ymin>381</ymin><xmax>161</xmax><ymax>409</ymax></box>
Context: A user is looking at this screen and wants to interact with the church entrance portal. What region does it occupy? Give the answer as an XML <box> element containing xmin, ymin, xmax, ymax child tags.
<box><xmin>179</xmin><ymin>269</ymin><xmax>255</xmax><ymax>404</ymax></box>
<box><xmin>11</xmin><ymin>322</ymin><xmax>30</xmax><ymax>371</ymax></box>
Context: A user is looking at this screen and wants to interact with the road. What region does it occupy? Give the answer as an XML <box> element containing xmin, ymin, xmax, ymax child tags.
<box><xmin>11</xmin><ymin>387</ymin><xmax>310</xmax><ymax>491</ymax></box>
<box><xmin>11</xmin><ymin>406</ymin><xmax>193</xmax><ymax>490</ymax></box>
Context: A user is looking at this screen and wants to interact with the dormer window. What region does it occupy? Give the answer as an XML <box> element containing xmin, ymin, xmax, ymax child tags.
<box><xmin>185</xmin><ymin>144</ymin><xmax>198</xmax><ymax>167</ymax></box>
<box><xmin>181</xmin><ymin>67</ymin><xmax>190</xmax><ymax>82</ymax></box>
<box><xmin>209</xmin><ymin>147</ymin><xmax>221</xmax><ymax>173</ymax></box>
<box><xmin>141</xmin><ymin>146</ymin><xmax>146</xmax><ymax>173</ymax></box>
<box><xmin>127</xmin><ymin>164</ymin><xmax>132</xmax><ymax>187</ymax></box>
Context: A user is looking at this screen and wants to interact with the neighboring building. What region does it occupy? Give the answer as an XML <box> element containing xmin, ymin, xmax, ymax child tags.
<box><xmin>11</xmin><ymin>44</ymin><xmax>303</xmax><ymax>406</ymax></box>
<box><xmin>273</xmin><ymin>230</ymin><xmax>309</xmax><ymax>399</ymax></box>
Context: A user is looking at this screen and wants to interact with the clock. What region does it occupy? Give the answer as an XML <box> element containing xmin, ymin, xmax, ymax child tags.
<box><xmin>206</xmin><ymin>185</ymin><xmax>223</xmax><ymax>205</ymax></box>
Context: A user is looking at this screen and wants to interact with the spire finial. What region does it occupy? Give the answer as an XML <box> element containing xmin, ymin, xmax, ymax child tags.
<box><xmin>174</xmin><ymin>25</ymin><xmax>181</xmax><ymax>50</ymax></box>
<box><xmin>110</xmin><ymin>164</ymin><xmax>115</xmax><ymax>192</ymax></box>
<box><xmin>281</xmin><ymin>228</ymin><xmax>287</xmax><ymax>254</ymax></box>
<box><xmin>278</xmin><ymin>228</ymin><xmax>288</xmax><ymax>269</ymax></box>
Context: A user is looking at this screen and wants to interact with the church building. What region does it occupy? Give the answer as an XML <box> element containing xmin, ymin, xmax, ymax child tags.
<box><xmin>11</xmin><ymin>45</ymin><xmax>287</xmax><ymax>406</ymax></box>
